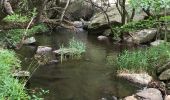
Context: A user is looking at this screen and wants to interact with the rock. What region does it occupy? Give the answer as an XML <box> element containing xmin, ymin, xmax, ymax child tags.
<box><xmin>124</xmin><ymin>95</ymin><xmax>137</xmax><ymax>100</ymax></box>
<box><xmin>135</xmin><ymin>88</ymin><xmax>163</xmax><ymax>100</ymax></box>
<box><xmin>73</xmin><ymin>21</ymin><xmax>83</xmax><ymax>28</ymax></box>
<box><xmin>165</xmin><ymin>95</ymin><xmax>170</xmax><ymax>100</ymax></box>
<box><xmin>118</xmin><ymin>72</ymin><xmax>152</xmax><ymax>86</ymax></box>
<box><xmin>66</xmin><ymin>2</ymin><xmax>95</xmax><ymax>21</ymax></box>
<box><xmin>150</xmin><ymin>40</ymin><xmax>164</xmax><ymax>46</ymax></box>
<box><xmin>97</xmin><ymin>35</ymin><xmax>108</xmax><ymax>41</ymax></box>
<box><xmin>132</xmin><ymin>28</ymin><xmax>157</xmax><ymax>44</ymax></box>
<box><xmin>13</xmin><ymin>71</ymin><xmax>30</xmax><ymax>77</ymax></box>
<box><xmin>103</xmin><ymin>29</ymin><xmax>112</xmax><ymax>36</ymax></box>
<box><xmin>159</xmin><ymin>69</ymin><xmax>170</xmax><ymax>81</ymax></box>
<box><xmin>88</xmin><ymin>5</ymin><xmax>146</xmax><ymax>30</ymax></box>
<box><xmin>36</xmin><ymin>46</ymin><xmax>52</xmax><ymax>54</ymax></box>
<box><xmin>23</xmin><ymin>37</ymin><xmax>36</xmax><ymax>45</ymax></box>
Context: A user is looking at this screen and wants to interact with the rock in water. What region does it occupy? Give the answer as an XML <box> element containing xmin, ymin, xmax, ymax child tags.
<box><xmin>118</xmin><ymin>72</ymin><xmax>152</xmax><ymax>86</ymax></box>
<box><xmin>159</xmin><ymin>69</ymin><xmax>170</xmax><ymax>81</ymax></box>
<box><xmin>136</xmin><ymin>88</ymin><xmax>163</xmax><ymax>100</ymax></box>
<box><xmin>23</xmin><ymin>37</ymin><xmax>36</xmax><ymax>45</ymax></box>
<box><xmin>36</xmin><ymin>46</ymin><xmax>52</xmax><ymax>54</ymax></box>
<box><xmin>97</xmin><ymin>35</ymin><xmax>108</xmax><ymax>41</ymax></box>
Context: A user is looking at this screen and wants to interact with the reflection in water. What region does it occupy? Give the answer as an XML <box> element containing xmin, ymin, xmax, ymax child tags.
<box><xmin>17</xmin><ymin>29</ymin><xmax>139</xmax><ymax>100</ymax></box>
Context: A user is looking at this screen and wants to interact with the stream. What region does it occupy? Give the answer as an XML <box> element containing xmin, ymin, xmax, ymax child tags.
<box><xmin>16</xmin><ymin>29</ymin><xmax>139</xmax><ymax>100</ymax></box>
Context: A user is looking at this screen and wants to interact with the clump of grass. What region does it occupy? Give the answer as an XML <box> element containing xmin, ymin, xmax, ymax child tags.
<box><xmin>3</xmin><ymin>13</ymin><xmax>29</xmax><ymax>23</ymax></box>
<box><xmin>58</xmin><ymin>38</ymin><xmax>86</xmax><ymax>62</ymax></box>
<box><xmin>0</xmin><ymin>49</ymin><xmax>29</xmax><ymax>99</ymax></box>
<box><xmin>115</xmin><ymin>43</ymin><xmax>170</xmax><ymax>72</ymax></box>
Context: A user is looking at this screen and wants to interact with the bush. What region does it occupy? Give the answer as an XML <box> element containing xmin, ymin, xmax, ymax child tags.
<box><xmin>115</xmin><ymin>43</ymin><xmax>170</xmax><ymax>72</ymax></box>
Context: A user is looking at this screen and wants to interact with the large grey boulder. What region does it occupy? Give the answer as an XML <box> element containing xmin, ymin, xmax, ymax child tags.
<box><xmin>131</xmin><ymin>28</ymin><xmax>157</xmax><ymax>44</ymax></box>
<box><xmin>124</xmin><ymin>95</ymin><xmax>137</xmax><ymax>100</ymax></box>
<box><xmin>118</xmin><ymin>73</ymin><xmax>152</xmax><ymax>86</ymax></box>
<box><xmin>88</xmin><ymin>5</ymin><xmax>146</xmax><ymax>30</ymax></box>
<box><xmin>135</xmin><ymin>88</ymin><xmax>163</xmax><ymax>100</ymax></box>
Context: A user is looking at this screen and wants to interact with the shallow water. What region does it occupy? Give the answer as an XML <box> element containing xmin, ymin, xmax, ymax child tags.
<box><xmin>16</xmin><ymin>29</ymin><xmax>139</xmax><ymax>100</ymax></box>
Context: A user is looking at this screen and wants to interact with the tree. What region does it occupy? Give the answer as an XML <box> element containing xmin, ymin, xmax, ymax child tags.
<box><xmin>129</xmin><ymin>0</ymin><xmax>170</xmax><ymax>41</ymax></box>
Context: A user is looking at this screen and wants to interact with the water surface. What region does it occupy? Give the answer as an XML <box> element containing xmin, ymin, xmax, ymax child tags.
<box><xmin>17</xmin><ymin>29</ymin><xmax>139</xmax><ymax>100</ymax></box>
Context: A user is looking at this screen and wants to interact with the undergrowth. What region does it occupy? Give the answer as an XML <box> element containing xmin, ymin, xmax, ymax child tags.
<box><xmin>0</xmin><ymin>49</ymin><xmax>29</xmax><ymax>99</ymax></box>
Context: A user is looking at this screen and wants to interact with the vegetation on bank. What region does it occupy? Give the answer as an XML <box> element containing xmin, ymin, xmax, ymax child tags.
<box><xmin>0</xmin><ymin>49</ymin><xmax>29</xmax><ymax>99</ymax></box>
<box><xmin>114</xmin><ymin>43</ymin><xmax>170</xmax><ymax>73</ymax></box>
<box><xmin>0</xmin><ymin>24</ymin><xmax>48</xmax><ymax>47</ymax></box>
<box><xmin>3</xmin><ymin>13</ymin><xmax>30</xmax><ymax>23</ymax></box>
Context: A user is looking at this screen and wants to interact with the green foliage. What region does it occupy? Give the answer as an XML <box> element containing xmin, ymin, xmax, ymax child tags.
<box><xmin>0</xmin><ymin>50</ymin><xmax>21</xmax><ymax>75</ymax></box>
<box><xmin>0</xmin><ymin>49</ymin><xmax>29</xmax><ymax>99</ymax></box>
<box><xmin>58</xmin><ymin>38</ymin><xmax>86</xmax><ymax>62</ymax></box>
<box><xmin>129</xmin><ymin>0</ymin><xmax>170</xmax><ymax>15</ymax></box>
<box><xmin>3</xmin><ymin>13</ymin><xmax>29</xmax><ymax>23</ymax></box>
<box><xmin>115</xmin><ymin>43</ymin><xmax>170</xmax><ymax>72</ymax></box>
<box><xmin>4</xmin><ymin>24</ymin><xmax>48</xmax><ymax>46</ymax></box>
<box><xmin>112</xmin><ymin>18</ymin><xmax>156</xmax><ymax>37</ymax></box>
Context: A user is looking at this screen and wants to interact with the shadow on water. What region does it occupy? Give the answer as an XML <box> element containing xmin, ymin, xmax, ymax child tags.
<box><xmin>16</xmin><ymin>29</ymin><xmax>140</xmax><ymax>100</ymax></box>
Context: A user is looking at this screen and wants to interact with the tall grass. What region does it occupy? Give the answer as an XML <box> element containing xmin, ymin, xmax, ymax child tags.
<box><xmin>115</xmin><ymin>43</ymin><xmax>170</xmax><ymax>73</ymax></box>
<box><xmin>58</xmin><ymin>37</ymin><xmax>86</xmax><ymax>62</ymax></box>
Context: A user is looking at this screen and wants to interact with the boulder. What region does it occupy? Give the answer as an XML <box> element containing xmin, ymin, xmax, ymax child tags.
<box><xmin>36</xmin><ymin>46</ymin><xmax>52</xmax><ymax>54</ymax></box>
<box><xmin>97</xmin><ymin>35</ymin><xmax>108</xmax><ymax>41</ymax></box>
<box><xmin>150</xmin><ymin>40</ymin><xmax>164</xmax><ymax>46</ymax></box>
<box><xmin>131</xmin><ymin>28</ymin><xmax>157</xmax><ymax>44</ymax></box>
<box><xmin>135</xmin><ymin>88</ymin><xmax>163</xmax><ymax>100</ymax></box>
<box><xmin>88</xmin><ymin>5</ymin><xmax>146</xmax><ymax>30</ymax></box>
<box><xmin>66</xmin><ymin>2</ymin><xmax>95</xmax><ymax>21</ymax></box>
<box><xmin>159</xmin><ymin>69</ymin><xmax>170</xmax><ymax>81</ymax></box>
<box><xmin>23</xmin><ymin>37</ymin><xmax>36</xmax><ymax>45</ymax></box>
<box><xmin>124</xmin><ymin>95</ymin><xmax>137</xmax><ymax>100</ymax></box>
<box><xmin>118</xmin><ymin>72</ymin><xmax>152</xmax><ymax>86</ymax></box>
